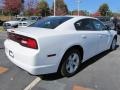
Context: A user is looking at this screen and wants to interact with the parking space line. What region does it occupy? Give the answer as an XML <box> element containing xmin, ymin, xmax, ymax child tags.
<box><xmin>73</xmin><ymin>85</ymin><xmax>94</xmax><ymax>90</ymax></box>
<box><xmin>0</xmin><ymin>66</ymin><xmax>8</xmax><ymax>74</ymax></box>
<box><xmin>24</xmin><ymin>77</ymin><xmax>41</xmax><ymax>90</ymax></box>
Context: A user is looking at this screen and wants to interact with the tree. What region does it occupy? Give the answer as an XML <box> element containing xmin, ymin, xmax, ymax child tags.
<box><xmin>52</xmin><ymin>0</ymin><xmax>68</xmax><ymax>16</ymax></box>
<box><xmin>37</xmin><ymin>0</ymin><xmax>50</xmax><ymax>17</ymax></box>
<box><xmin>3</xmin><ymin>0</ymin><xmax>22</xmax><ymax>15</ymax></box>
<box><xmin>20</xmin><ymin>0</ymin><xmax>24</xmax><ymax>16</ymax></box>
<box><xmin>25</xmin><ymin>0</ymin><xmax>38</xmax><ymax>16</ymax></box>
<box><xmin>98</xmin><ymin>3</ymin><xmax>111</xmax><ymax>16</ymax></box>
<box><xmin>91</xmin><ymin>12</ymin><xmax>101</xmax><ymax>17</ymax></box>
<box><xmin>71</xmin><ymin>10</ymin><xmax>89</xmax><ymax>16</ymax></box>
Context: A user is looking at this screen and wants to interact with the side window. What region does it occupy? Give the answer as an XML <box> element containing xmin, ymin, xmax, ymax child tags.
<box><xmin>74</xmin><ymin>19</ymin><xmax>95</xmax><ymax>31</ymax></box>
<box><xmin>92</xmin><ymin>19</ymin><xmax>106</xmax><ymax>31</ymax></box>
<box><xmin>22</xmin><ymin>18</ymin><xmax>27</xmax><ymax>21</ymax></box>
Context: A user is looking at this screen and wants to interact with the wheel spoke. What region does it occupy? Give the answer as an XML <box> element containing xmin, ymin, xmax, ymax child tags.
<box><xmin>68</xmin><ymin>55</ymin><xmax>72</xmax><ymax>61</ymax></box>
<box><xmin>73</xmin><ymin>60</ymin><xmax>78</xmax><ymax>66</ymax></box>
<box><xmin>69</xmin><ymin>64</ymin><xmax>74</xmax><ymax>73</ymax></box>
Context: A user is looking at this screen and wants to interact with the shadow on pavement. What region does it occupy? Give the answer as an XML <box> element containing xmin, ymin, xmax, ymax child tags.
<box><xmin>39</xmin><ymin>46</ymin><xmax>119</xmax><ymax>81</ymax></box>
<box><xmin>39</xmin><ymin>73</ymin><xmax>63</xmax><ymax>81</ymax></box>
<box><xmin>117</xmin><ymin>31</ymin><xmax>120</xmax><ymax>35</ymax></box>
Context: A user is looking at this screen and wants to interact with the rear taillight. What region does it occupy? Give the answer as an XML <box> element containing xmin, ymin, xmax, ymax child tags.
<box><xmin>20</xmin><ymin>38</ymin><xmax>38</xmax><ymax>49</ymax></box>
<box><xmin>8</xmin><ymin>32</ymin><xmax>38</xmax><ymax>49</ymax></box>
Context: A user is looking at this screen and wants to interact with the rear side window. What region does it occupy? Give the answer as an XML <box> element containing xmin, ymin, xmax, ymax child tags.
<box><xmin>74</xmin><ymin>19</ymin><xmax>95</xmax><ymax>31</ymax></box>
<box><xmin>19</xmin><ymin>23</ymin><xmax>22</xmax><ymax>26</ymax></box>
<box><xmin>22</xmin><ymin>18</ymin><xmax>27</xmax><ymax>21</ymax></box>
<box><xmin>92</xmin><ymin>19</ymin><xmax>106</xmax><ymax>30</ymax></box>
<box><xmin>23</xmin><ymin>23</ymin><xmax>27</xmax><ymax>26</ymax></box>
<box><xmin>30</xmin><ymin>17</ymin><xmax>73</xmax><ymax>29</ymax></box>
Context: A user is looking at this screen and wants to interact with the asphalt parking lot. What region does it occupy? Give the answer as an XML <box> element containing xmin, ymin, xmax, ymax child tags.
<box><xmin>0</xmin><ymin>31</ymin><xmax>120</xmax><ymax>90</ymax></box>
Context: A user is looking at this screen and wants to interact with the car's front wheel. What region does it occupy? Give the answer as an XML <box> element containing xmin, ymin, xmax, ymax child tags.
<box><xmin>110</xmin><ymin>38</ymin><xmax>117</xmax><ymax>51</ymax></box>
<box><xmin>60</xmin><ymin>49</ymin><xmax>82</xmax><ymax>77</ymax></box>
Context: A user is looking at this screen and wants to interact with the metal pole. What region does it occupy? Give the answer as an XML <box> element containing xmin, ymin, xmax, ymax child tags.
<box><xmin>77</xmin><ymin>0</ymin><xmax>80</xmax><ymax>16</ymax></box>
<box><xmin>71</xmin><ymin>11</ymin><xmax>72</xmax><ymax>15</ymax></box>
<box><xmin>20</xmin><ymin>0</ymin><xmax>24</xmax><ymax>16</ymax></box>
<box><xmin>106</xmin><ymin>11</ymin><xmax>109</xmax><ymax>16</ymax></box>
<box><xmin>76</xmin><ymin>0</ymin><xmax>81</xmax><ymax>16</ymax></box>
<box><xmin>54</xmin><ymin>0</ymin><xmax>56</xmax><ymax>16</ymax></box>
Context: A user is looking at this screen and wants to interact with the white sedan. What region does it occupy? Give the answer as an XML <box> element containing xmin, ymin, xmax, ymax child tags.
<box><xmin>4</xmin><ymin>16</ymin><xmax>117</xmax><ymax>77</ymax></box>
<box><xmin>3</xmin><ymin>17</ymin><xmax>28</xmax><ymax>30</ymax></box>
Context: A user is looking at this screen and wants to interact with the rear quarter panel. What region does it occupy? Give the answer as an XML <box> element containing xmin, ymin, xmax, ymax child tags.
<box><xmin>36</xmin><ymin>31</ymin><xmax>87</xmax><ymax>68</ymax></box>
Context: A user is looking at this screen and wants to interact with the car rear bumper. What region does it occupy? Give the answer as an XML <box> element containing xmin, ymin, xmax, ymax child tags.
<box><xmin>6</xmin><ymin>54</ymin><xmax>58</xmax><ymax>75</ymax></box>
<box><xmin>4</xmin><ymin>39</ymin><xmax>59</xmax><ymax>75</ymax></box>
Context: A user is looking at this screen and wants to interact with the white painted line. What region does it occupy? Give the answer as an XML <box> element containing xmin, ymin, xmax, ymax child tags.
<box><xmin>24</xmin><ymin>77</ymin><xmax>41</xmax><ymax>90</ymax></box>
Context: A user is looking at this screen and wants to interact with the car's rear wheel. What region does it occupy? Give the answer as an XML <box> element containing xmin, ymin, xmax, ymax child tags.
<box><xmin>110</xmin><ymin>38</ymin><xmax>117</xmax><ymax>51</ymax></box>
<box><xmin>60</xmin><ymin>49</ymin><xmax>82</xmax><ymax>77</ymax></box>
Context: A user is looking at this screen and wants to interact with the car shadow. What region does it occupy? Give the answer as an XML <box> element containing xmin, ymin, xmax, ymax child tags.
<box><xmin>38</xmin><ymin>46</ymin><xmax>119</xmax><ymax>81</ymax></box>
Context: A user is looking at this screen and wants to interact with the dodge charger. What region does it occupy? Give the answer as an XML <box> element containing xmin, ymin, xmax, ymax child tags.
<box><xmin>4</xmin><ymin>16</ymin><xmax>117</xmax><ymax>77</ymax></box>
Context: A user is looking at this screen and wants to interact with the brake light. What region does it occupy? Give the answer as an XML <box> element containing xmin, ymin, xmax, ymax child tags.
<box><xmin>20</xmin><ymin>38</ymin><xmax>38</xmax><ymax>49</ymax></box>
<box><xmin>8</xmin><ymin>32</ymin><xmax>38</xmax><ymax>49</ymax></box>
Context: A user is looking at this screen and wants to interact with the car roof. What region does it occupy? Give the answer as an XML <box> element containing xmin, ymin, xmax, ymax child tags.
<box><xmin>19</xmin><ymin>21</ymin><xmax>27</xmax><ymax>23</ymax></box>
<box><xmin>49</xmin><ymin>16</ymin><xmax>97</xmax><ymax>21</ymax></box>
<box><xmin>16</xmin><ymin>17</ymin><xmax>28</xmax><ymax>18</ymax></box>
<box><xmin>30</xmin><ymin>16</ymin><xmax>38</xmax><ymax>17</ymax></box>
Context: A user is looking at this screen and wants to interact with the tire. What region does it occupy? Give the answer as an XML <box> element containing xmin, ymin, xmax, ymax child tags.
<box><xmin>110</xmin><ymin>38</ymin><xmax>117</xmax><ymax>51</ymax></box>
<box><xmin>60</xmin><ymin>49</ymin><xmax>82</xmax><ymax>77</ymax></box>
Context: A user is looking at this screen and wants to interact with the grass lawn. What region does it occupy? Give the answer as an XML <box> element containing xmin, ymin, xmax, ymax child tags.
<box><xmin>0</xmin><ymin>27</ymin><xmax>4</xmax><ymax>32</ymax></box>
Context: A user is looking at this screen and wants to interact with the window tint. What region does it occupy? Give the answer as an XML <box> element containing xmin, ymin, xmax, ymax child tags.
<box><xmin>75</xmin><ymin>19</ymin><xmax>95</xmax><ymax>31</ymax></box>
<box><xmin>16</xmin><ymin>18</ymin><xmax>21</xmax><ymax>21</ymax></box>
<box><xmin>19</xmin><ymin>23</ymin><xmax>22</xmax><ymax>26</ymax></box>
<box><xmin>22</xmin><ymin>18</ymin><xmax>27</xmax><ymax>21</ymax></box>
<box><xmin>23</xmin><ymin>23</ymin><xmax>27</xmax><ymax>26</ymax></box>
<box><xmin>30</xmin><ymin>17</ymin><xmax>73</xmax><ymax>29</ymax></box>
<box><xmin>30</xmin><ymin>17</ymin><xmax>38</xmax><ymax>20</ymax></box>
<box><xmin>92</xmin><ymin>19</ymin><xmax>106</xmax><ymax>30</ymax></box>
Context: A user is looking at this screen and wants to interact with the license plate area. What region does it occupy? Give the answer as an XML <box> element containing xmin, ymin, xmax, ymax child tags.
<box><xmin>9</xmin><ymin>50</ymin><xmax>14</xmax><ymax>58</ymax></box>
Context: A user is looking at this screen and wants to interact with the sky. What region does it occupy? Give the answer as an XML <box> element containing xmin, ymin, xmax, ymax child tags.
<box><xmin>45</xmin><ymin>0</ymin><xmax>120</xmax><ymax>13</ymax></box>
<box><xmin>0</xmin><ymin>0</ymin><xmax>120</xmax><ymax>13</ymax></box>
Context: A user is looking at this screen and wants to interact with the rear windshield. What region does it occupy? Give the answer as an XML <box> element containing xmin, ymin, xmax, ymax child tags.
<box><xmin>15</xmin><ymin>18</ymin><xmax>21</xmax><ymax>21</ymax></box>
<box><xmin>30</xmin><ymin>17</ymin><xmax>73</xmax><ymax>29</ymax></box>
<box><xmin>30</xmin><ymin>17</ymin><xmax>37</xmax><ymax>20</ymax></box>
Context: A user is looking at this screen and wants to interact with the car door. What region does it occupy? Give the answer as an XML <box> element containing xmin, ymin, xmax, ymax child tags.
<box><xmin>92</xmin><ymin>19</ymin><xmax>112</xmax><ymax>52</ymax></box>
<box><xmin>74</xmin><ymin>19</ymin><xmax>100</xmax><ymax>61</ymax></box>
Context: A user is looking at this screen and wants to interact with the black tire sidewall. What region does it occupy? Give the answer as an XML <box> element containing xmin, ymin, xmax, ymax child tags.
<box><xmin>110</xmin><ymin>38</ymin><xmax>117</xmax><ymax>51</ymax></box>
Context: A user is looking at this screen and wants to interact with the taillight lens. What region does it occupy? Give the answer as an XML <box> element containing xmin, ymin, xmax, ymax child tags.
<box><xmin>8</xmin><ymin>32</ymin><xmax>38</xmax><ymax>49</ymax></box>
<box><xmin>20</xmin><ymin>38</ymin><xmax>38</xmax><ymax>49</ymax></box>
